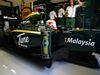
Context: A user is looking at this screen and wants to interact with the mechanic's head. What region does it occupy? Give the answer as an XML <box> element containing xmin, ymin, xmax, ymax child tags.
<box><xmin>70</xmin><ymin>0</ymin><xmax>74</xmax><ymax>6</ymax></box>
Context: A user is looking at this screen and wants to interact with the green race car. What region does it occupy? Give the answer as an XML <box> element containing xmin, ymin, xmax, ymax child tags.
<box><xmin>5</xmin><ymin>13</ymin><xmax>100</xmax><ymax>68</ymax></box>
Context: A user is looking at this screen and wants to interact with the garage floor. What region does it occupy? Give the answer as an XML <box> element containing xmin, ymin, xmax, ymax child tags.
<box><xmin>0</xmin><ymin>49</ymin><xmax>100</xmax><ymax>75</ymax></box>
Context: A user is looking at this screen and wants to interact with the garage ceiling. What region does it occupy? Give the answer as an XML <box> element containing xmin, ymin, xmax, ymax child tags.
<box><xmin>0</xmin><ymin>0</ymin><xmax>66</xmax><ymax>6</ymax></box>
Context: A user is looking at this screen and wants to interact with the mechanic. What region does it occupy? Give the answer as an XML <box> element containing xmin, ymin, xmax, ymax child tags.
<box><xmin>58</xmin><ymin>5</ymin><xmax>65</xmax><ymax>26</ymax></box>
<box><xmin>65</xmin><ymin>0</ymin><xmax>83</xmax><ymax>29</ymax></box>
<box><xmin>49</xmin><ymin>9</ymin><xmax>57</xmax><ymax>20</ymax></box>
<box><xmin>48</xmin><ymin>8</ymin><xmax>57</xmax><ymax>30</ymax></box>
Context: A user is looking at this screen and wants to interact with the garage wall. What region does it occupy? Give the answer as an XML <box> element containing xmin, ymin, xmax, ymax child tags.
<box><xmin>51</xmin><ymin>0</ymin><xmax>66</xmax><ymax>3</ymax></box>
<box><xmin>0</xmin><ymin>0</ymin><xmax>11</xmax><ymax>6</ymax></box>
<box><xmin>0</xmin><ymin>0</ymin><xmax>36</xmax><ymax>6</ymax></box>
<box><xmin>0</xmin><ymin>0</ymin><xmax>67</xmax><ymax>6</ymax></box>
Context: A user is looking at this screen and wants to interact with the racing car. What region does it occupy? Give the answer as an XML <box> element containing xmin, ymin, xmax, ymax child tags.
<box><xmin>4</xmin><ymin>11</ymin><xmax>100</xmax><ymax>68</ymax></box>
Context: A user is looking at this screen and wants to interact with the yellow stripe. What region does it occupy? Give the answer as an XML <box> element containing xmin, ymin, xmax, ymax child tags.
<box><xmin>12</xmin><ymin>30</ymin><xmax>41</xmax><ymax>35</ymax></box>
<box><xmin>44</xmin><ymin>47</ymin><xmax>48</xmax><ymax>55</ymax></box>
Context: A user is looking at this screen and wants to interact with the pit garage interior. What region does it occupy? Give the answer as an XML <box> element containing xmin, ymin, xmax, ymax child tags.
<box><xmin>0</xmin><ymin>0</ymin><xmax>100</xmax><ymax>75</ymax></box>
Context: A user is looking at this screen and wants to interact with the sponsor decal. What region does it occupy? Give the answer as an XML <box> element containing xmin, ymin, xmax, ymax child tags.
<box><xmin>17</xmin><ymin>33</ymin><xmax>29</xmax><ymax>48</ymax></box>
<box><xmin>43</xmin><ymin>33</ymin><xmax>49</xmax><ymax>47</ymax></box>
<box><xmin>65</xmin><ymin>37</ymin><xmax>95</xmax><ymax>46</ymax></box>
<box><xmin>43</xmin><ymin>32</ymin><xmax>50</xmax><ymax>59</ymax></box>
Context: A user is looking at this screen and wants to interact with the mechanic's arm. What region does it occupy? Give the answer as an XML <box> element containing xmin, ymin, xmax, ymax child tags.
<box><xmin>77</xmin><ymin>0</ymin><xmax>83</xmax><ymax>6</ymax></box>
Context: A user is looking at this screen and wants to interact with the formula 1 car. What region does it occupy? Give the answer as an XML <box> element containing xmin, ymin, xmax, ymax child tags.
<box><xmin>5</xmin><ymin>12</ymin><xmax>100</xmax><ymax>68</ymax></box>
